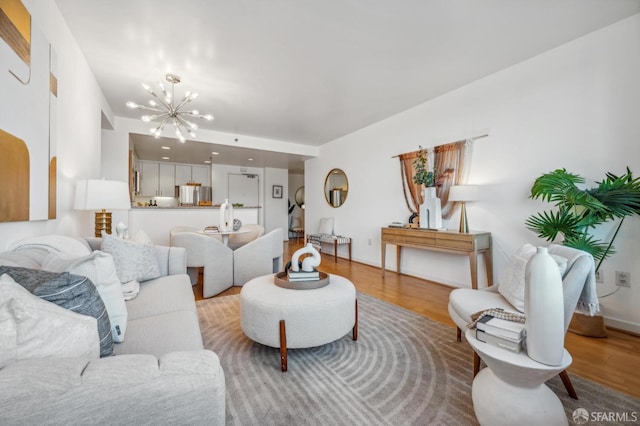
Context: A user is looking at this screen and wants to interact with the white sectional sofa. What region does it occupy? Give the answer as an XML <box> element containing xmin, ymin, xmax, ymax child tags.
<box><xmin>0</xmin><ymin>236</ymin><xmax>225</xmax><ymax>426</ymax></box>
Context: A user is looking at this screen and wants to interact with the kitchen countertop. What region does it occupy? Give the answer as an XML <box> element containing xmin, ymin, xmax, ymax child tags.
<box><xmin>132</xmin><ymin>205</ymin><xmax>261</xmax><ymax>209</ymax></box>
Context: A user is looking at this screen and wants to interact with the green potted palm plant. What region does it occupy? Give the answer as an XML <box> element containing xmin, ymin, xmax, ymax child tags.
<box><xmin>526</xmin><ymin>168</ymin><xmax>640</xmax><ymax>272</ymax></box>
<box><xmin>526</xmin><ymin>168</ymin><xmax>640</xmax><ymax>337</ymax></box>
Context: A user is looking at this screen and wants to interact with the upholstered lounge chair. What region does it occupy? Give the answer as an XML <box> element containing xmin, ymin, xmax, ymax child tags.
<box><xmin>170</xmin><ymin>226</ymin><xmax>234</xmax><ymax>298</ymax></box>
<box><xmin>233</xmin><ymin>228</ymin><xmax>284</xmax><ymax>286</ymax></box>
<box><xmin>448</xmin><ymin>244</ymin><xmax>598</xmax><ymax>400</ymax></box>
<box><xmin>227</xmin><ymin>224</ymin><xmax>264</xmax><ymax>250</ymax></box>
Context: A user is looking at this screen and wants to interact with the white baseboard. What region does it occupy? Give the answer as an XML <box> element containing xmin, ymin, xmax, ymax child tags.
<box><xmin>604</xmin><ymin>316</ymin><xmax>640</xmax><ymax>335</ymax></box>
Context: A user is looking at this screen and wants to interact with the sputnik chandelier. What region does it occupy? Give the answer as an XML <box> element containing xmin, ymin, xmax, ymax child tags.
<box><xmin>126</xmin><ymin>73</ymin><xmax>213</xmax><ymax>143</ymax></box>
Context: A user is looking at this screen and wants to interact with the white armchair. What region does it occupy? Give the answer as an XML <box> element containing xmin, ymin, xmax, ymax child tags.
<box><xmin>170</xmin><ymin>227</ymin><xmax>234</xmax><ymax>298</ymax></box>
<box><xmin>233</xmin><ymin>228</ymin><xmax>284</xmax><ymax>286</ymax></box>
<box><xmin>227</xmin><ymin>224</ymin><xmax>264</xmax><ymax>250</ymax></box>
<box><xmin>448</xmin><ymin>243</ymin><xmax>598</xmax><ymax>399</ymax></box>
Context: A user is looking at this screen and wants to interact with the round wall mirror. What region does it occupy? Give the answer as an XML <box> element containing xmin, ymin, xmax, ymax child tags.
<box><xmin>324</xmin><ymin>168</ymin><xmax>349</xmax><ymax>208</ymax></box>
<box><xmin>295</xmin><ymin>186</ymin><xmax>305</xmax><ymax>209</ymax></box>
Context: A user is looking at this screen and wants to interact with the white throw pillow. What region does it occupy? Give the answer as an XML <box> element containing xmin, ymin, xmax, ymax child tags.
<box><xmin>101</xmin><ymin>232</ymin><xmax>161</xmax><ymax>284</ymax></box>
<box><xmin>8</xmin><ymin>235</ymin><xmax>91</xmax><ymax>258</ymax></box>
<box><xmin>318</xmin><ymin>217</ymin><xmax>335</xmax><ymax>235</ymax></box>
<box><xmin>498</xmin><ymin>244</ymin><xmax>568</xmax><ymax>313</ymax></box>
<box><xmin>42</xmin><ymin>251</ymin><xmax>129</xmax><ymax>343</ymax></box>
<box><xmin>0</xmin><ymin>274</ymin><xmax>100</xmax><ymax>368</ymax></box>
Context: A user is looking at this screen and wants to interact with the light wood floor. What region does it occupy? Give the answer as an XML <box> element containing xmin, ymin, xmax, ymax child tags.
<box><xmin>198</xmin><ymin>240</ymin><xmax>640</xmax><ymax>400</ymax></box>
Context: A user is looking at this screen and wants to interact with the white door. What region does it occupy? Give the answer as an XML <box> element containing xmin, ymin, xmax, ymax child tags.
<box><xmin>228</xmin><ymin>173</ymin><xmax>259</xmax><ymax>206</ymax></box>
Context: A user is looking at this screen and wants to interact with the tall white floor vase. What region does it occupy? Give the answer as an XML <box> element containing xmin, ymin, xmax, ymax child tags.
<box><xmin>524</xmin><ymin>246</ymin><xmax>565</xmax><ymax>366</ymax></box>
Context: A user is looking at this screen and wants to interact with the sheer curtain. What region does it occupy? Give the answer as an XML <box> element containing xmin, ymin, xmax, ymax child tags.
<box><xmin>399</xmin><ymin>139</ymin><xmax>473</xmax><ymax>220</ymax></box>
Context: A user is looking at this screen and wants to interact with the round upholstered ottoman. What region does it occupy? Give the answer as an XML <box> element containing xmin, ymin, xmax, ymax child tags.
<box><xmin>240</xmin><ymin>273</ymin><xmax>357</xmax><ymax>371</ymax></box>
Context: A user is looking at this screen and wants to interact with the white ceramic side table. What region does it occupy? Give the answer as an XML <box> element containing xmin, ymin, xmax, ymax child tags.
<box><xmin>465</xmin><ymin>329</ymin><xmax>571</xmax><ymax>426</ymax></box>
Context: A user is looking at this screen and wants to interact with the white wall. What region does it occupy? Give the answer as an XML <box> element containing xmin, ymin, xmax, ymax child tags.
<box><xmin>263</xmin><ymin>168</ymin><xmax>289</xmax><ymax>236</ymax></box>
<box><xmin>0</xmin><ymin>1</ymin><xmax>106</xmax><ymax>249</ymax></box>
<box><xmin>306</xmin><ymin>14</ymin><xmax>640</xmax><ymax>333</ymax></box>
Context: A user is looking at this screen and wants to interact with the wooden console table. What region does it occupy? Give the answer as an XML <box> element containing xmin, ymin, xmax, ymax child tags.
<box><xmin>380</xmin><ymin>227</ymin><xmax>492</xmax><ymax>289</ymax></box>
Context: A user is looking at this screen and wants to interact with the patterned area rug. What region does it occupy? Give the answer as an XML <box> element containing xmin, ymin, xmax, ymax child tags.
<box><xmin>197</xmin><ymin>293</ymin><xmax>640</xmax><ymax>425</ymax></box>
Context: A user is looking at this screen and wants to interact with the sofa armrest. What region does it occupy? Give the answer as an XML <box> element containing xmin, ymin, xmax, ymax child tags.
<box><xmin>155</xmin><ymin>245</ymin><xmax>187</xmax><ymax>276</ymax></box>
<box><xmin>83</xmin><ymin>237</ymin><xmax>187</xmax><ymax>276</ymax></box>
<box><xmin>0</xmin><ymin>351</ymin><xmax>225</xmax><ymax>426</ymax></box>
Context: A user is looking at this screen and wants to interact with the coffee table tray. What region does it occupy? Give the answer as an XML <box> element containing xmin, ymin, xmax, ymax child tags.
<box><xmin>274</xmin><ymin>271</ymin><xmax>330</xmax><ymax>290</ymax></box>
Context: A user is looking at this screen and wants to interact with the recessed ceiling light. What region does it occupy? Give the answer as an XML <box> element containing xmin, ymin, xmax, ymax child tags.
<box><xmin>161</xmin><ymin>156</ymin><xmax>170</xmax><ymax>160</ymax></box>
<box><xmin>161</xmin><ymin>146</ymin><xmax>170</xmax><ymax>150</ymax></box>
<box><xmin>248</xmin><ymin>158</ymin><xmax>254</xmax><ymax>161</ymax></box>
<box><xmin>211</xmin><ymin>151</ymin><xmax>219</xmax><ymax>155</ymax></box>
<box><xmin>204</xmin><ymin>160</ymin><xmax>211</xmax><ymax>164</ymax></box>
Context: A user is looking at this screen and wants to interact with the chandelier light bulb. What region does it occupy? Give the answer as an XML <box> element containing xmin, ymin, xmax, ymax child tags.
<box><xmin>127</xmin><ymin>73</ymin><xmax>213</xmax><ymax>143</ymax></box>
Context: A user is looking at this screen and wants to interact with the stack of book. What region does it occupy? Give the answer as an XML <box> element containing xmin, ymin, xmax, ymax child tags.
<box><xmin>203</xmin><ymin>225</ymin><xmax>219</xmax><ymax>234</ymax></box>
<box><xmin>475</xmin><ymin>315</ymin><xmax>525</xmax><ymax>353</ymax></box>
<box><xmin>287</xmin><ymin>269</ymin><xmax>320</xmax><ymax>282</ymax></box>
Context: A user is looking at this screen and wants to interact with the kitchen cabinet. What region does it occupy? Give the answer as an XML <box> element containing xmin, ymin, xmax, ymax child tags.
<box><xmin>140</xmin><ymin>161</ymin><xmax>210</xmax><ymax>196</ymax></box>
<box><xmin>175</xmin><ymin>164</ymin><xmax>211</xmax><ymax>186</ymax></box>
<box><xmin>159</xmin><ymin>164</ymin><xmax>175</xmax><ymax>196</ymax></box>
<box><xmin>140</xmin><ymin>161</ymin><xmax>175</xmax><ymax>196</ymax></box>
<box><xmin>191</xmin><ymin>165</ymin><xmax>211</xmax><ymax>186</ymax></box>
<box><xmin>175</xmin><ymin>165</ymin><xmax>193</xmax><ymax>186</ymax></box>
<box><xmin>140</xmin><ymin>161</ymin><xmax>159</xmax><ymax>196</ymax></box>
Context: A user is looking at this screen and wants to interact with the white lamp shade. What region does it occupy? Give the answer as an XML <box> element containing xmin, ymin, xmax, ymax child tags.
<box><xmin>74</xmin><ymin>179</ymin><xmax>131</xmax><ymax>211</ymax></box>
<box><xmin>448</xmin><ymin>185</ymin><xmax>479</xmax><ymax>202</ymax></box>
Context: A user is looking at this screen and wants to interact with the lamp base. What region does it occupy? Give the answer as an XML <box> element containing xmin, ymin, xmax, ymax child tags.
<box><xmin>458</xmin><ymin>202</ymin><xmax>469</xmax><ymax>233</ymax></box>
<box><xmin>95</xmin><ymin>209</ymin><xmax>112</xmax><ymax>237</ymax></box>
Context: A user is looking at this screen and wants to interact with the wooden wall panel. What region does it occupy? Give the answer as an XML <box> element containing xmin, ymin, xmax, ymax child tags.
<box><xmin>0</xmin><ymin>129</ymin><xmax>29</xmax><ymax>222</ymax></box>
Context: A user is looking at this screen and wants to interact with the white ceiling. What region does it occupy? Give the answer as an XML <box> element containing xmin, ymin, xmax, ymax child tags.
<box><xmin>55</xmin><ymin>0</ymin><xmax>640</xmax><ymax>168</ymax></box>
<box><xmin>130</xmin><ymin>133</ymin><xmax>310</xmax><ymax>173</ymax></box>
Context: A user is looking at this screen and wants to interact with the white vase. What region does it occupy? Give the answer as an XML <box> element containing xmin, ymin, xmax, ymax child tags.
<box><xmin>524</xmin><ymin>246</ymin><xmax>565</xmax><ymax>366</ymax></box>
<box><xmin>419</xmin><ymin>187</ymin><xmax>442</xmax><ymax>229</ymax></box>
<box><xmin>219</xmin><ymin>199</ymin><xmax>234</xmax><ymax>231</ymax></box>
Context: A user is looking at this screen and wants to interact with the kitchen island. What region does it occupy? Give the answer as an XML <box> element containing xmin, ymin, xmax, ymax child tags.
<box><xmin>129</xmin><ymin>206</ymin><xmax>261</xmax><ymax>245</ymax></box>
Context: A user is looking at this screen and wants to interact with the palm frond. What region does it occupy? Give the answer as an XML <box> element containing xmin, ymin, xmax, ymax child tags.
<box><xmin>588</xmin><ymin>169</ymin><xmax>640</xmax><ymax>219</ymax></box>
<box><xmin>525</xmin><ymin>209</ymin><xmax>582</xmax><ymax>241</ymax></box>
<box><xmin>564</xmin><ymin>234</ymin><xmax>613</xmax><ymax>264</ymax></box>
<box><xmin>529</xmin><ymin>169</ymin><xmax>584</xmax><ymax>204</ymax></box>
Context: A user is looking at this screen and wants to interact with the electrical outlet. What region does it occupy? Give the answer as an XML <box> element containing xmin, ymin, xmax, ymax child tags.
<box><xmin>615</xmin><ymin>271</ymin><xmax>631</xmax><ymax>288</ymax></box>
<box><xmin>595</xmin><ymin>270</ymin><xmax>604</xmax><ymax>283</ymax></box>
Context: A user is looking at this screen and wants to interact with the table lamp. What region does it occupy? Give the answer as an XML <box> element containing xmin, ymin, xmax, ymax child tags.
<box><xmin>448</xmin><ymin>185</ymin><xmax>478</xmax><ymax>233</ymax></box>
<box><xmin>74</xmin><ymin>179</ymin><xmax>131</xmax><ymax>237</ymax></box>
